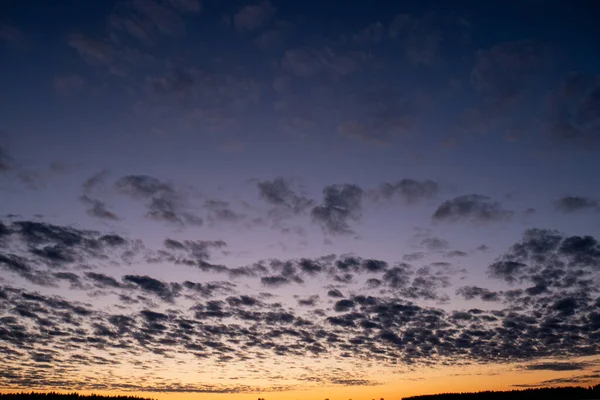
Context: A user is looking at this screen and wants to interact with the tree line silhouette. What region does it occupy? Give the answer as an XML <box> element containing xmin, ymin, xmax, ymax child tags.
<box><xmin>402</xmin><ymin>385</ymin><xmax>600</xmax><ymax>399</ymax></box>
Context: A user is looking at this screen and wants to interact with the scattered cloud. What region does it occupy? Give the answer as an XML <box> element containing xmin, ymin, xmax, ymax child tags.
<box><xmin>433</xmin><ymin>194</ymin><xmax>513</xmax><ymax>224</ymax></box>
<box><xmin>555</xmin><ymin>196</ymin><xmax>599</xmax><ymax>213</ymax></box>
<box><xmin>421</xmin><ymin>237</ymin><xmax>449</xmax><ymax>251</ymax></box>
<box><xmin>471</xmin><ymin>40</ymin><xmax>549</xmax><ymax>100</ymax></box>
<box><xmin>1</xmin><ymin>218</ymin><xmax>600</xmax><ymax>390</ymax></box>
<box><xmin>337</xmin><ymin>83</ymin><xmax>415</xmax><ymax>145</ymax></box>
<box><xmin>0</xmin><ymin>146</ymin><xmax>13</xmax><ymax>173</ymax></box>
<box><xmin>375</xmin><ymin>179</ymin><xmax>439</xmax><ymax>204</ymax></box>
<box><xmin>233</xmin><ymin>1</ymin><xmax>275</xmax><ymax>32</ymax></box>
<box><xmin>524</xmin><ymin>362</ymin><xmax>588</xmax><ymax>371</ymax></box>
<box><xmin>456</xmin><ymin>286</ymin><xmax>500</xmax><ymax>302</ymax></box>
<box><xmin>109</xmin><ymin>0</ymin><xmax>201</xmax><ymax>44</ymax></box>
<box><xmin>547</xmin><ymin>72</ymin><xmax>600</xmax><ymax>149</ymax></box>
<box><xmin>80</xmin><ymin>195</ymin><xmax>120</xmax><ymax>220</ymax></box>
<box><xmin>388</xmin><ymin>14</ymin><xmax>440</xmax><ymax>66</ymax></box>
<box><xmin>257</xmin><ymin>178</ymin><xmax>314</xmax><ymax>224</ymax></box>
<box><xmin>68</xmin><ymin>34</ymin><xmax>118</xmax><ymax>68</ymax></box>
<box><xmin>281</xmin><ymin>47</ymin><xmax>369</xmax><ymax>79</ymax></box>
<box><xmin>254</xmin><ymin>28</ymin><xmax>285</xmax><ymax>51</ymax></box>
<box><xmin>115</xmin><ymin>174</ymin><xmax>203</xmax><ymax>226</ymax></box>
<box><xmin>448</xmin><ymin>40</ymin><xmax>550</xmax><ymax>144</ymax></box>
<box><xmin>353</xmin><ymin>22</ymin><xmax>384</xmax><ymax>46</ymax></box>
<box><xmin>312</xmin><ymin>184</ymin><xmax>363</xmax><ymax>235</ymax></box>
<box><xmin>3</xmin><ymin>1</ymin><xmax>600</xmax><ymax>393</ymax></box>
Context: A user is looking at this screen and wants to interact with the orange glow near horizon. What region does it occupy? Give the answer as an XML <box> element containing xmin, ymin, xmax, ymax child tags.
<box><xmin>2</xmin><ymin>357</ymin><xmax>600</xmax><ymax>400</ymax></box>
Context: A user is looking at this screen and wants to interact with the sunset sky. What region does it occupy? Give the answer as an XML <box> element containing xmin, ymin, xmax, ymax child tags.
<box><xmin>1</xmin><ymin>0</ymin><xmax>600</xmax><ymax>398</ymax></box>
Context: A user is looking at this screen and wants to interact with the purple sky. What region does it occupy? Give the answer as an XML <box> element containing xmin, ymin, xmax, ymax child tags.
<box><xmin>1</xmin><ymin>0</ymin><xmax>600</xmax><ymax>397</ymax></box>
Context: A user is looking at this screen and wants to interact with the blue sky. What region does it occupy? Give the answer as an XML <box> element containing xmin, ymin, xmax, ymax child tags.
<box><xmin>1</xmin><ymin>0</ymin><xmax>600</xmax><ymax>398</ymax></box>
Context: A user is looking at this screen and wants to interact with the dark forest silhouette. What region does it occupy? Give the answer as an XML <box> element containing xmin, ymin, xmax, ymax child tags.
<box><xmin>402</xmin><ymin>384</ymin><xmax>600</xmax><ymax>399</ymax></box>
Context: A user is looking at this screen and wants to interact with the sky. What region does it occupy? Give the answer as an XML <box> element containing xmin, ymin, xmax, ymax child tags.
<box><xmin>1</xmin><ymin>0</ymin><xmax>600</xmax><ymax>398</ymax></box>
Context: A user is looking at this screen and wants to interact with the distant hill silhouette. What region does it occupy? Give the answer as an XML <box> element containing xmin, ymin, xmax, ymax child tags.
<box><xmin>402</xmin><ymin>385</ymin><xmax>600</xmax><ymax>399</ymax></box>
<box><xmin>0</xmin><ymin>393</ymin><xmax>153</xmax><ymax>400</ymax></box>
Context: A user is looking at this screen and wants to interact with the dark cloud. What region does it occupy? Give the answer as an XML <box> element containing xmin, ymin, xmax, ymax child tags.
<box><xmin>388</xmin><ymin>14</ymin><xmax>440</xmax><ymax>66</ymax></box>
<box><xmin>257</xmin><ymin>178</ymin><xmax>314</xmax><ymax>214</ymax></box>
<box><xmin>107</xmin><ymin>0</ymin><xmax>201</xmax><ymax>46</ymax></box>
<box><xmin>381</xmin><ymin>264</ymin><xmax>413</xmax><ymax>289</ymax></box>
<box><xmin>0</xmin><ymin>222</ymin><xmax>10</xmax><ymax>238</ymax></box>
<box><xmin>376</xmin><ymin>179</ymin><xmax>439</xmax><ymax>204</ymax></box>
<box><xmin>298</xmin><ymin>258</ymin><xmax>324</xmax><ymax>275</ymax></box>
<box><xmin>547</xmin><ymin>72</ymin><xmax>600</xmax><ymax>150</ymax></box>
<box><xmin>225</xmin><ymin>294</ymin><xmax>258</xmax><ymax>307</ymax></box>
<box><xmin>361</xmin><ymin>259</ymin><xmax>388</xmax><ymax>273</ymax></box>
<box><xmin>85</xmin><ymin>272</ymin><xmax>123</xmax><ymax>289</ymax></box>
<box><xmin>0</xmin><ymin>146</ymin><xmax>12</xmax><ymax>172</ymax></box>
<box><xmin>99</xmin><ymin>234</ymin><xmax>128</xmax><ymax>247</ymax></box>
<box><xmin>80</xmin><ymin>195</ymin><xmax>120</xmax><ymax>220</ymax></box>
<box><xmin>116</xmin><ymin>174</ymin><xmax>174</xmax><ymax>199</ymax></box>
<box><xmin>514</xmin><ymin>375</ymin><xmax>600</xmax><ymax>388</ymax></box>
<box><xmin>68</xmin><ymin>34</ymin><xmax>119</xmax><ymax>70</ymax></box>
<box><xmin>141</xmin><ymin>65</ymin><xmax>260</xmax><ymax>133</ymax></box>
<box><xmin>312</xmin><ymin>184</ymin><xmax>363</xmax><ymax>235</ymax></box>
<box><xmin>130</xmin><ymin>0</ymin><xmax>188</xmax><ymax>37</ymax></box>
<box><xmin>160</xmin><ymin>238</ymin><xmax>226</xmax><ymax>262</ymax></box>
<box><xmin>185</xmin><ymin>281</ymin><xmax>236</xmax><ymax>299</ymax></box>
<box><xmin>165</xmin><ymin>0</ymin><xmax>202</xmax><ymax>13</ymax></box>
<box><xmin>82</xmin><ymin>170</ymin><xmax>110</xmax><ymax>194</ymax></box>
<box><xmin>471</xmin><ymin>40</ymin><xmax>549</xmax><ymax>99</ymax></box>
<box><xmin>524</xmin><ymin>362</ymin><xmax>588</xmax><ymax>371</ymax></box>
<box><xmin>0</xmin><ymin>146</ymin><xmax>40</xmax><ymax>188</ymax></box>
<box><xmin>261</xmin><ymin>276</ymin><xmax>290</xmax><ymax>287</ymax></box>
<box><xmin>335</xmin><ymin>256</ymin><xmax>361</xmax><ymax>273</ymax></box>
<box><xmin>204</xmin><ymin>199</ymin><xmax>245</xmax><ymax>224</ymax></box>
<box><xmin>281</xmin><ymin>47</ymin><xmax>368</xmax><ymax>79</ymax></box>
<box><xmin>122</xmin><ymin>274</ymin><xmax>178</xmax><ymax>302</ymax></box>
<box><xmin>2</xmin><ymin>221</ymin><xmax>137</xmax><ymax>272</ymax></box>
<box><xmin>254</xmin><ymin>28</ymin><xmax>285</xmax><ymax>51</ymax></box>
<box><xmin>445</xmin><ymin>250</ymin><xmax>468</xmax><ymax>258</ymax></box>
<box><xmin>333</xmin><ymin>299</ymin><xmax>355</xmax><ymax>312</ymax></box>
<box><xmin>0</xmin><ymin>253</ymin><xmax>56</xmax><ymax>286</ymax></box>
<box><xmin>337</xmin><ymin>83</ymin><xmax>414</xmax><ymax>145</ymax></box>
<box><xmin>403</xmin><ymin>252</ymin><xmax>426</xmax><ymax>261</ymax></box>
<box><xmin>327</xmin><ymin>289</ymin><xmax>344</xmax><ymax>298</ymax></box>
<box><xmin>233</xmin><ymin>1</ymin><xmax>275</xmax><ymax>32</ymax></box>
<box><xmin>0</xmin><ymin>222</ymin><xmax>141</xmax><ymax>288</ymax></box>
<box><xmin>421</xmin><ymin>237</ymin><xmax>449</xmax><ymax>251</ymax></box>
<box><xmin>3</xmin><ymin>219</ymin><xmax>600</xmax><ymax>388</ymax></box>
<box><xmin>53</xmin><ymin>272</ymin><xmax>85</xmax><ymax>289</ymax></box>
<box><xmin>456</xmin><ymin>286</ymin><xmax>501</xmax><ymax>302</ymax></box>
<box><xmin>433</xmin><ymin>194</ymin><xmax>513</xmax><ymax>224</ymax></box>
<box><xmin>555</xmin><ymin>196</ymin><xmax>599</xmax><ymax>213</ymax></box>
<box><xmin>487</xmin><ymin>228</ymin><xmax>600</xmax><ymax>318</ymax></box>
<box><xmin>116</xmin><ymin>175</ymin><xmax>202</xmax><ymax>226</ymax></box>
<box><xmin>297</xmin><ymin>295</ymin><xmax>319</xmax><ymax>307</ymax></box>
<box><xmin>448</xmin><ymin>40</ymin><xmax>550</xmax><ymax>145</ymax></box>
<box><xmin>353</xmin><ymin>22</ymin><xmax>384</xmax><ymax>46</ymax></box>
<box><xmin>488</xmin><ymin>260</ymin><xmax>527</xmax><ymax>284</ymax></box>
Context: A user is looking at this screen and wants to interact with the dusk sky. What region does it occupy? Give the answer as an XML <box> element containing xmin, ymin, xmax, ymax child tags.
<box><xmin>1</xmin><ymin>0</ymin><xmax>600</xmax><ymax>398</ymax></box>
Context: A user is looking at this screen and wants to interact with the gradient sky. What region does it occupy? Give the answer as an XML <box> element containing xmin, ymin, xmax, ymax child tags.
<box><xmin>1</xmin><ymin>0</ymin><xmax>600</xmax><ymax>399</ymax></box>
